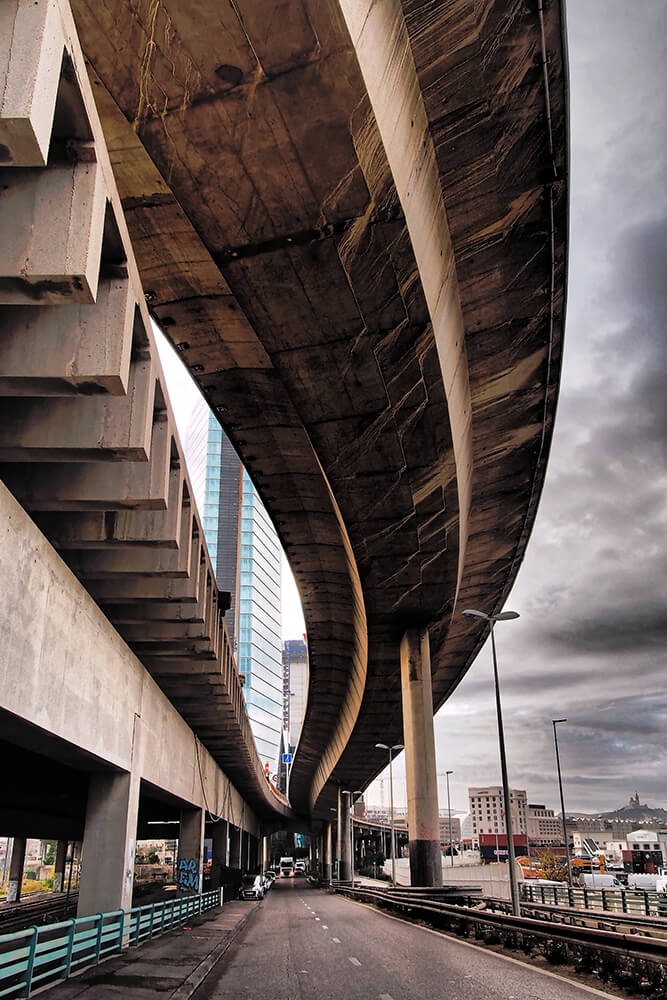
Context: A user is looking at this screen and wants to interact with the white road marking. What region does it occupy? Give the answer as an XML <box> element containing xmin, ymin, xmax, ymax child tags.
<box><xmin>343</xmin><ymin>897</ymin><xmax>622</xmax><ymax>999</ymax></box>
<box><xmin>332</xmin><ymin>937</ymin><xmax>341</xmax><ymax>943</ymax></box>
<box><xmin>322</xmin><ymin>925</ymin><xmax>328</xmax><ymax>929</ymax></box>
<box><xmin>379</xmin><ymin>994</ymin><xmax>394</xmax><ymax>1000</ymax></box>
<box><xmin>315</xmin><ymin>917</ymin><xmax>320</xmax><ymax>921</ymax></box>
<box><xmin>349</xmin><ymin>957</ymin><xmax>362</xmax><ymax>967</ymax></box>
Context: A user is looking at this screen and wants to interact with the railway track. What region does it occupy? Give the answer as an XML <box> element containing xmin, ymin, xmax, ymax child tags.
<box><xmin>0</xmin><ymin>893</ymin><xmax>78</xmax><ymax>934</ymax></box>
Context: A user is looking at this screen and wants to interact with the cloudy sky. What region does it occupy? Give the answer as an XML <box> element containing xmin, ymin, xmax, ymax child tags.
<box><xmin>158</xmin><ymin>0</ymin><xmax>666</xmax><ymax>818</ymax></box>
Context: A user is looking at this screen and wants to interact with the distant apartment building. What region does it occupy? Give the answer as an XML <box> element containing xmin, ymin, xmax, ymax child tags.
<box><xmin>469</xmin><ymin>786</ymin><xmax>527</xmax><ymax>842</ymax></box>
<box><xmin>526</xmin><ymin>803</ymin><xmax>562</xmax><ymax>847</ymax></box>
<box><xmin>183</xmin><ymin>402</ymin><xmax>283</xmax><ymax>770</ymax></box>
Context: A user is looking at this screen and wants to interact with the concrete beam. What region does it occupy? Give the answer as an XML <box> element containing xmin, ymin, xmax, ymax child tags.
<box><xmin>0</xmin><ymin>278</ymin><xmax>135</xmax><ymax>396</ymax></box>
<box><xmin>0</xmin><ymin>358</ymin><xmax>155</xmax><ymax>460</ymax></box>
<box><xmin>0</xmin><ymin>162</ymin><xmax>106</xmax><ymax>304</ymax></box>
<box><xmin>0</xmin><ymin>0</ymin><xmax>64</xmax><ymax>166</ymax></box>
<box><xmin>64</xmin><ymin>504</ymin><xmax>194</xmax><ymax>578</ymax></box>
<box><xmin>34</xmin><ymin>466</ymin><xmax>185</xmax><ymax>549</ymax></box>
<box><xmin>3</xmin><ymin>412</ymin><xmax>172</xmax><ymax>510</ymax></box>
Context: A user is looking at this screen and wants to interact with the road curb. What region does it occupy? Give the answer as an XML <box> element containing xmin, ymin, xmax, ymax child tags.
<box><xmin>169</xmin><ymin>904</ymin><xmax>258</xmax><ymax>1000</ymax></box>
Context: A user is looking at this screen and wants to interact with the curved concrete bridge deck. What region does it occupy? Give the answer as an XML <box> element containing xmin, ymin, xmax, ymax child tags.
<box><xmin>66</xmin><ymin>0</ymin><xmax>568</xmax><ymax>821</ymax></box>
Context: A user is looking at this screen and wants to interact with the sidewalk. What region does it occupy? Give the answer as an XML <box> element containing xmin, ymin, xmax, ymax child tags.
<box><xmin>43</xmin><ymin>899</ymin><xmax>258</xmax><ymax>999</ymax></box>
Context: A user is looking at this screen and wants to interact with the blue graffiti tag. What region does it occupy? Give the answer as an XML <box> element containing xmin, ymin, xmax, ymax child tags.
<box><xmin>177</xmin><ymin>857</ymin><xmax>199</xmax><ymax>891</ymax></box>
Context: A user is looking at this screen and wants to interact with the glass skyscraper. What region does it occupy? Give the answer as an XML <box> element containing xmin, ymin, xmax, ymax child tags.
<box><xmin>184</xmin><ymin>402</ymin><xmax>283</xmax><ymax>770</ymax></box>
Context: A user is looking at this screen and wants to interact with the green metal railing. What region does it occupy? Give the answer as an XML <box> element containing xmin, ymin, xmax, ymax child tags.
<box><xmin>0</xmin><ymin>889</ymin><xmax>222</xmax><ymax>998</ymax></box>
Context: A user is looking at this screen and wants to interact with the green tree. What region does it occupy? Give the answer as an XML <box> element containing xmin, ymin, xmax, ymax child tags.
<box><xmin>537</xmin><ymin>849</ymin><xmax>568</xmax><ymax>881</ymax></box>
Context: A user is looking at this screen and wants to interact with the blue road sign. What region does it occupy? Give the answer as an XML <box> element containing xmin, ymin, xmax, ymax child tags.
<box><xmin>282</xmin><ymin>753</ymin><xmax>293</xmax><ymax>764</ymax></box>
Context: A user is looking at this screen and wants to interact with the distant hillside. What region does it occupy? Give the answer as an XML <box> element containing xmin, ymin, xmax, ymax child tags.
<box><xmin>570</xmin><ymin>792</ymin><xmax>667</xmax><ymax>824</ymax></box>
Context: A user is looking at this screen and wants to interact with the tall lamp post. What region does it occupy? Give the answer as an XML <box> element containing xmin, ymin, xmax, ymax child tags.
<box><xmin>376</xmin><ymin>743</ymin><xmax>403</xmax><ymax>884</ymax></box>
<box><xmin>445</xmin><ymin>770</ymin><xmax>454</xmax><ymax>867</ymax></box>
<box><xmin>552</xmin><ymin>719</ymin><xmax>573</xmax><ymax>887</ymax></box>
<box><xmin>463</xmin><ymin>608</ymin><xmax>521</xmax><ymax>917</ymax></box>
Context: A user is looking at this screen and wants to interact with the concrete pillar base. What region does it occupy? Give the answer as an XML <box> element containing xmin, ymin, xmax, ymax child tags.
<box><xmin>409</xmin><ymin>840</ymin><xmax>442</xmax><ymax>887</ymax></box>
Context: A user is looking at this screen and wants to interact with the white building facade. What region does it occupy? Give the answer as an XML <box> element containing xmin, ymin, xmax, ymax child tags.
<box><xmin>468</xmin><ymin>786</ymin><xmax>527</xmax><ymax>842</ymax></box>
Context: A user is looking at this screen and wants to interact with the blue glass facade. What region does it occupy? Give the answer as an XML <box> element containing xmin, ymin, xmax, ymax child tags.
<box><xmin>236</xmin><ymin>469</ymin><xmax>283</xmax><ymax>767</ymax></box>
<box><xmin>190</xmin><ymin>415</ymin><xmax>283</xmax><ymax>770</ymax></box>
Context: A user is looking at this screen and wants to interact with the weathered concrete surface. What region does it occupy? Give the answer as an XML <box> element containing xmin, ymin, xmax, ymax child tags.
<box><xmin>0</xmin><ymin>479</ymin><xmax>259</xmax><ymax>834</ymax></box>
<box><xmin>400</xmin><ymin>628</ymin><xmax>442</xmax><ymax>887</ymax></box>
<box><xmin>69</xmin><ymin>0</ymin><xmax>567</xmax><ymax>821</ymax></box>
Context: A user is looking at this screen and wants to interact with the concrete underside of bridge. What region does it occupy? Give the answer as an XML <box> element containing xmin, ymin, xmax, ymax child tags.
<box><xmin>68</xmin><ymin>0</ymin><xmax>567</xmax><ymax>821</ymax></box>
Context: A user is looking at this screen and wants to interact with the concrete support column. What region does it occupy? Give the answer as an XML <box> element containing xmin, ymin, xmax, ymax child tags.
<box><xmin>78</xmin><ymin>770</ymin><xmax>140</xmax><ymax>915</ymax></box>
<box><xmin>335</xmin><ymin>787</ymin><xmax>342</xmax><ymax>880</ymax></box>
<box><xmin>209</xmin><ymin>820</ymin><xmax>228</xmax><ymax>889</ymax></box>
<box><xmin>340</xmin><ymin>792</ymin><xmax>352</xmax><ymax>882</ymax></box>
<box><xmin>6</xmin><ymin>836</ymin><xmax>26</xmax><ymax>903</ymax></box>
<box><xmin>400</xmin><ymin>627</ymin><xmax>443</xmax><ymax>887</ymax></box>
<box><xmin>53</xmin><ymin>840</ymin><xmax>68</xmax><ymax>893</ymax></box>
<box><xmin>229</xmin><ymin>826</ymin><xmax>241</xmax><ymax>869</ymax></box>
<box><xmin>323</xmin><ymin>821</ymin><xmax>332</xmax><ymax>881</ymax></box>
<box><xmin>261</xmin><ymin>835</ymin><xmax>270</xmax><ymax>872</ymax></box>
<box><xmin>178</xmin><ymin>807</ymin><xmax>205</xmax><ymax>895</ymax></box>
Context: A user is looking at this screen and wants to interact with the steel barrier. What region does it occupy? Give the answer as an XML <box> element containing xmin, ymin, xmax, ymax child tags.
<box><xmin>522</xmin><ymin>883</ymin><xmax>666</xmax><ymax>918</ymax></box>
<box><xmin>335</xmin><ymin>885</ymin><xmax>667</xmax><ymax>966</ymax></box>
<box><xmin>0</xmin><ymin>889</ymin><xmax>222</xmax><ymax>998</ymax></box>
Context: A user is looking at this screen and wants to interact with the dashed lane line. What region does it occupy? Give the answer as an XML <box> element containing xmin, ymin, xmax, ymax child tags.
<box><xmin>349</xmin><ymin>957</ymin><xmax>362</xmax><ymax>967</ymax></box>
<box><xmin>332</xmin><ymin>937</ymin><xmax>341</xmax><ymax>944</ymax></box>
<box><xmin>341</xmin><ymin>896</ymin><xmax>622</xmax><ymax>999</ymax></box>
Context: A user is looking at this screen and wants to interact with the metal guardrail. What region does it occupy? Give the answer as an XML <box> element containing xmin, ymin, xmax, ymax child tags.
<box><xmin>522</xmin><ymin>883</ymin><xmax>667</xmax><ymax>918</ymax></box>
<box><xmin>0</xmin><ymin>889</ymin><xmax>222</xmax><ymax>998</ymax></box>
<box><xmin>334</xmin><ymin>885</ymin><xmax>667</xmax><ymax>964</ymax></box>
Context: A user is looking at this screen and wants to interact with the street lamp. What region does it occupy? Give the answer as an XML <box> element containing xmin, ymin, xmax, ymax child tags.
<box><xmin>445</xmin><ymin>770</ymin><xmax>454</xmax><ymax>867</ymax></box>
<box><xmin>462</xmin><ymin>608</ymin><xmax>521</xmax><ymax>916</ymax></box>
<box><xmin>376</xmin><ymin>743</ymin><xmax>403</xmax><ymax>884</ymax></box>
<box><xmin>552</xmin><ymin>719</ymin><xmax>573</xmax><ymax>887</ymax></box>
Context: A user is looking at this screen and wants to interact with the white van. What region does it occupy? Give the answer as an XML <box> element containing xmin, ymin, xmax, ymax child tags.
<box><xmin>579</xmin><ymin>873</ymin><xmax>623</xmax><ymax>889</ymax></box>
<box><xmin>627</xmin><ymin>873</ymin><xmax>658</xmax><ymax>891</ymax></box>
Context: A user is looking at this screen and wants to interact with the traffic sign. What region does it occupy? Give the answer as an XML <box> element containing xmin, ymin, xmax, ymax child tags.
<box><xmin>282</xmin><ymin>753</ymin><xmax>293</xmax><ymax>764</ymax></box>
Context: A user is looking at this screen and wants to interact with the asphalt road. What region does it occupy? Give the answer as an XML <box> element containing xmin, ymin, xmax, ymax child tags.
<box><xmin>194</xmin><ymin>877</ymin><xmax>619</xmax><ymax>1000</ymax></box>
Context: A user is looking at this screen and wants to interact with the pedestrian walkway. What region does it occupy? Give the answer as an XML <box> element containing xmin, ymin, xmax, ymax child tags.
<box><xmin>42</xmin><ymin>900</ymin><xmax>259</xmax><ymax>999</ymax></box>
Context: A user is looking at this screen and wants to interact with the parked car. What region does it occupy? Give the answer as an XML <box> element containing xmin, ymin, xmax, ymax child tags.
<box><xmin>294</xmin><ymin>861</ymin><xmax>306</xmax><ymax>876</ymax></box>
<box><xmin>239</xmin><ymin>874</ymin><xmax>265</xmax><ymax>900</ymax></box>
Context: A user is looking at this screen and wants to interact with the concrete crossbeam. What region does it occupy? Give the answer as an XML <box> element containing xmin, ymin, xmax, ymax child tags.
<box><xmin>3</xmin><ymin>412</ymin><xmax>172</xmax><ymax>509</ymax></box>
<box><xmin>0</xmin><ymin>277</ymin><xmax>134</xmax><ymax>396</ymax></box>
<box><xmin>64</xmin><ymin>505</ymin><xmax>193</xmax><ymax>578</ymax></box>
<box><xmin>34</xmin><ymin>466</ymin><xmax>185</xmax><ymax>549</ymax></box>
<box><xmin>0</xmin><ymin>161</ymin><xmax>106</xmax><ymax>303</ymax></box>
<box><xmin>0</xmin><ymin>0</ymin><xmax>64</xmax><ymax>166</ymax></box>
<box><xmin>88</xmin><ymin>536</ymin><xmax>202</xmax><ymax>602</ymax></box>
<box><xmin>0</xmin><ymin>358</ymin><xmax>155</xmax><ymax>460</ymax></box>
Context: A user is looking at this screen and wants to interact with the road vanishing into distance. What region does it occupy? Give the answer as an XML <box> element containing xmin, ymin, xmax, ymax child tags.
<box><xmin>195</xmin><ymin>879</ymin><xmax>616</xmax><ymax>1000</ymax></box>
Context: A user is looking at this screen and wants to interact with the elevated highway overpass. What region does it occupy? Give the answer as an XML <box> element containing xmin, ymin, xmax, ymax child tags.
<box><xmin>0</xmin><ymin>0</ymin><xmax>567</xmax><ymax>897</ymax></box>
<box><xmin>68</xmin><ymin>0</ymin><xmax>568</xmax><ymax>856</ymax></box>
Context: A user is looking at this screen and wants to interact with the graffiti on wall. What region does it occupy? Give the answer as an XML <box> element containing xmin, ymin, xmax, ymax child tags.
<box><xmin>178</xmin><ymin>858</ymin><xmax>199</xmax><ymax>891</ymax></box>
